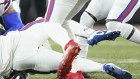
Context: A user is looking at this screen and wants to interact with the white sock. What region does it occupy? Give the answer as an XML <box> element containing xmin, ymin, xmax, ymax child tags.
<box><xmin>78</xmin><ymin>58</ymin><xmax>104</xmax><ymax>72</ymax></box>
<box><xmin>76</xmin><ymin>36</ymin><xmax>89</xmax><ymax>58</ymax></box>
<box><xmin>129</xmin><ymin>27</ymin><xmax>140</xmax><ymax>44</ymax></box>
<box><xmin>106</xmin><ymin>21</ymin><xmax>140</xmax><ymax>44</ymax></box>
<box><xmin>70</xmin><ymin>59</ymin><xmax>80</xmax><ymax>73</ymax></box>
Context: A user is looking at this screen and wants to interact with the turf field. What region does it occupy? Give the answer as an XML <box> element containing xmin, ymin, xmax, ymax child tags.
<box><xmin>29</xmin><ymin>37</ymin><xmax>140</xmax><ymax>79</ymax></box>
<box><xmin>29</xmin><ymin>23</ymin><xmax>140</xmax><ymax>79</ymax></box>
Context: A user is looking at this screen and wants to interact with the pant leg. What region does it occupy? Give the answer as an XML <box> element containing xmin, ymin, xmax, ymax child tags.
<box><xmin>13</xmin><ymin>46</ymin><xmax>104</xmax><ymax>73</ymax></box>
<box><xmin>45</xmin><ymin>0</ymin><xmax>78</xmax><ymax>24</ymax></box>
<box><xmin>107</xmin><ymin>0</ymin><xmax>140</xmax><ymax>22</ymax></box>
<box><xmin>62</xmin><ymin>0</ymin><xmax>89</xmax><ymax>39</ymax></box>
<box><xmin>13</xmin><ymin>46</ymin><xmax>63</xmax><ymax>72</ymax></box>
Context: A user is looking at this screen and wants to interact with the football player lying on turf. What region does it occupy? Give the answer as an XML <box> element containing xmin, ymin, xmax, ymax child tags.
<box><xmin>0</xmin><ymin>18</ymin><xmax>131</xmax><ymax>79</ymax></box>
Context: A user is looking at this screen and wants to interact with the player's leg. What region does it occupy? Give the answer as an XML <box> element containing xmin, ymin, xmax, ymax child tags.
<box><xmin>45</xmin><ymin>0</ymin><xmax>78</xmax><ymax>24</ymax></box>
<box><xmin>13</xmin><ymin>45</ymin><xmax>131</xmax><ymax>79</ymax></box>
<box><xmin>13</xmin><ymin>46</ymin><xmax>82</xmax><ymax>79</ymax></box>
<box><xmin>63</xmin><ymin>57</ymin><xmax>132</xmax><ymax>79</ymax></box>
<box><xmin>13</xmin><ymin>22</ymin><xmax>52</xmax><ymax>71</ymax></box>
<box><xmin>13</xmin><ymin>46</ymin><xmax>62</xmax><ymax>72</ymax></box>
<box><xmin>61</xmin><ymin>0</ymin><xmax>89</xmax><ymax>39</ymax></box>
<box><xmin>46</xmin><ymin>0</ymin><xmax>78</xmax><ymax>39</ymax></box>
<box><xmin>67</xmin><ymin>20</ymin><xmax>94</xmax><ymax>59</ymax></box>
<box><xmin>20</xmin><ymin>19</ymin><xmax>71</xmax><ymax>50</ymax></box>
<box><xmin>13</xmin><ymin>20</ymin><xmax>68</xmax><ymax>73</ymax></box>
<box><xmin>22</xmin><ymin>19</ymin><xmax>81</xmax><ymax>79</ymax></box>
<box><xmin>41</xmin><ymin>22</ymin><xmax>81</xmax><ymax>78</ymax></box>
<box><xmin>45</xmin><ymin>1</ymin><xmax>82</xmax><ymax>77</ymax></box>
<box><xmin>13</xmin><ymin>45</ymin><xmax>79</xmax><ymax>77</ymax></box>
<box><xmin>45</xmin><ymin>0</ymin><xmax>79</xmax><ymax>42</ymax></box>
<box><xmin>22</xmin><ymin>20</ymin><xmax>81</xmax><ymax>78</ymax></box>
<box><xmin>77</xmin><ymin>0</ymin><xmax>116</xmax><ymax>57</ymax></box>
<box><xmin>45</xmin><ymin>0</ymin><xmax>83</xmax><ymax>40</ymax></box>
<box><xmin>106</xmin><ymin>0</ymin><xmax>140</xmax><ymax>44</ymax></box>
<box><xmin>45</xmin><ymin>0</ymin><xmax>89</xmax><ymax>78</ymax></box>
<box><xmin>58</xmin><ymin>0</ymin><xmax>91</xmax><ymax>75</ymax></box>
<box><xmin>13</xmin><ymin>19</ymin><xmax>72</xmax><ymax>66</ymax></box>
<box><xmin>62</xmin><ymin>19</ymin><xmax>119</xmax><ymax>78</ymax></box>
<box><xmin>68</xmin><ymin>20</ymin><xmax>120</xmax><ymax>57</ymax></box>
<box><xmin>80</xmin><ymin>0</ymin><xmax>114</xmax><ymax>28</ymax></box>
<box><xmin>78</xmin><ymin>58</ymin><xmax>132</xmax><ymax>79</ymax></box>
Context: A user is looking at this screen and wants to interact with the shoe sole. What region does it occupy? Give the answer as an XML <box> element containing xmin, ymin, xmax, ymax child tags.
<box><xmin>107</xmin><ymin>31</ymin><xmax>120</xmax><ymax>40</ymax></box>
<box><xmin>120</xmin><ymin>71</ymin><xmax>132</xmax><ymax>79</ymax></box>
<box><xmin>57</xmin><ymin>46</ymin><xmax>80</xmax><ymax>79</ymax></box>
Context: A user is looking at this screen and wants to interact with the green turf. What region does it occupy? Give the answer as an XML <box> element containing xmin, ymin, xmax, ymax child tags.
<box><xmin>30</xmin><ymin>37</ymin><xmax>140</xmax><ymax>79</ymax></box>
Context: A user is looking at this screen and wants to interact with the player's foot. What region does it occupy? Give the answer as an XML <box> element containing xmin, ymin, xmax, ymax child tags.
<box><xmin>64</xmin><ymin>71</ymin><xmax>84</xmax><ymax>79</ymax></box>
<box><xmin>57</xmin><ymin>40</ymin><xmax>81</xmax><ymax>79</ymax></box>
<box><xmin>87</xmin><ymin>30</ymin><xmax>120</xmax><ymax>46</ymax></box>
<box><xmin>103</xmin><ymin>63</ymin><xmax>132</xmax><ymax>79</ymax></box>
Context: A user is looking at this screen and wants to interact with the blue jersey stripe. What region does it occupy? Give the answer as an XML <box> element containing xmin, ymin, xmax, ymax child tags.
<box><xmin>117</xmin><ymin>0</ymin><xmax>138</xmax><ymax>21</ymax></box>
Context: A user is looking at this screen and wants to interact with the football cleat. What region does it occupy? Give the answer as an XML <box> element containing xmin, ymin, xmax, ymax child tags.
<box><xmin>103</xmin><ymin>63</ymin><xmax>132</xmax><ymax>79</ymax></box>
<box><xmin>57</xmin><ymin>40</ymin><xmax>81</xmax><ymax>79</ymax></box>
<box><xmin>87</xmin><ymin>30</ymin><xmax>120</xmax><ymax>46</ymax></box>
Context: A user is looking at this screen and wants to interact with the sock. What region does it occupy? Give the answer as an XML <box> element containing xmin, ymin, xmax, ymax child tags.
<box><xmin>106</xmin><ymin>21</ymin><xmax>140</xmax><ymax>44</ymax></box>
<box><xmin>78</xmin><ymin>58</ymin><xmax>104</xmax><ymax>72</ymax></box>
<box><xmin>76</xmin><ymin>36</ymin><xmax>89</xmax><ymax>58</ymax></box>
<box><xmin>129</xmin><ymin>27</ymin><xmax>140</xmax><ymax>44</ymax></box>
<box><xmin>70</xmin><ymin>59</ymin><xmax>80</xmax><ymax>73</ymax></box>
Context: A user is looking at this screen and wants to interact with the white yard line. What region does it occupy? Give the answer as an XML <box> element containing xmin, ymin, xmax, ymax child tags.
<box><xmin>117</xmin><ymin>59</ymin><xmax>140</xmax><ymax>63</ymax></box>
<box><xmin>90</xmin><ymin>58</ymin><xmax>140</xmax><ymax>63</ymax></box>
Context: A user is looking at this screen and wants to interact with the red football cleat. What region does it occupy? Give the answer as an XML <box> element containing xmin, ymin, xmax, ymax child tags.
<box><xmin>57</xmin><ymin>40</ymin><xmax>81</xmax><ymax>79</ymax></box>
<box><xmin>64</xmin><ymin>71</ymin><xmax>85</xmax><ymax>79</ymax></box>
